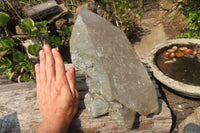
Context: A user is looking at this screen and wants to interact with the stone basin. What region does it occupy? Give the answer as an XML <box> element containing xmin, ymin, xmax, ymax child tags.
<box><xmin>148</xmin><ymin>39</ymin><xmax>200</xmax><ymax>99</ymax></box>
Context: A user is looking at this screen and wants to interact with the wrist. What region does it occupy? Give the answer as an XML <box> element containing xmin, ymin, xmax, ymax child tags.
<box><xmin>37</xmin><ymin>120</ymin><xmax>69</xmax><ymax>133</ymax></box>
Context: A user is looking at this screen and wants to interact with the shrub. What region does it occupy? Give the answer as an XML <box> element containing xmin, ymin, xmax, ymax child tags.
<box><xmin>0</xmin><ymin>18</ymin><xmax>72</xmax><ymax>82</ymax></box>
<box><xmin>177</xmin><ymin>0</ymin><xmax>200</xmax><ymax>39</ymax></box>
<box><xmin>98</xmin><ymin>0</ymin><xmax>142</xmax><ymax>33</ymax></box>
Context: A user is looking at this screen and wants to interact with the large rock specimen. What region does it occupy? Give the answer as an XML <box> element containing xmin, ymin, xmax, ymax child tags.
<box><xmin>70</xmin><ymin>8</ymin><xmax>159</xmax><ymax>128</ymax></box>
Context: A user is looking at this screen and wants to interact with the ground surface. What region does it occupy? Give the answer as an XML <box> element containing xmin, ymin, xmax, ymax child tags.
<box><xmin>133</xmin><ymin>2</ymin><xmax>200</xmax><ymax>133</ymax></box>
<box><xmin>134</xmin><ymin>2</ymin><xmax>168</xmax><ymax>63</ymax></box>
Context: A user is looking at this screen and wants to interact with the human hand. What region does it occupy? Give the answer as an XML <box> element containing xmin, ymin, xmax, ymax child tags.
<box><xmin>35</xmin><ymin>45</ymin><xmax>79</xmax><ymax>133</ymax></box>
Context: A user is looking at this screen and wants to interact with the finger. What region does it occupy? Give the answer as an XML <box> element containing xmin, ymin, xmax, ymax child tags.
<box><xmin>35</xmin><ymin>63</ymin><xmax>40</xmax><ymax>90</ymax></box>
<box><xmin>35</xmin><ymin>63</ymin><xmax>42</xmax><ymax>103</ymax></box>
<box><xmin>73</xmin><ymin>90</ymin><xmax>79</xmax><ymax>113</ymax></box>
<box><xmin>66</xmin><ymin>67</ymin><xmax>77</xmax><ymax>98</ymax></box>
<box><xmin>44</xmin><ymin>45</ymin><xmax>55</xmax><ymax>81</ymax></box>
<box><xmin>52</xmin><ymin>48</ymin><xmax>66</xmax><ymax>81</ymax></box>
<box><xmin>39</xmin><ymin>50</ymin><xmax>46</xmax><ymax>83</ymax></box>
<box><xmin>66</xmin><ymin>67</ymin><xmax>76</xmax><ymax>91</ymax></box>
<box><xmin>74</xmin><ymin>89</ymin><xmax>79</xmax><ymax>105</ymax></box>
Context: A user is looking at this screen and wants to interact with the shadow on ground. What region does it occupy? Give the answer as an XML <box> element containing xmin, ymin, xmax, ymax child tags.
<box><xmin>0</xmin><ymin>112</ymin><xmax>21</xmax><ymax>133</ymax></box>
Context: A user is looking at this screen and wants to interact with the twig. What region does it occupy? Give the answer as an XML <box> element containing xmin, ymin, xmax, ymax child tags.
<box><xmin>65</xmin><ymin>4</ymin><xmax>77</xmax><ymax>7</ymax></box>
<box><xmin>5</xmin><ymin>0</ymin><xmax>22</xmax><ymax>20</ymax></box>
<box><xmin>4</xmin><ymin>27</ymin><xmax>8</xmax><ymax>36</ymax></box>
<box><xmin>19</xmin><ymin>1</ymin><xmax>31</xmax><ymax>6</ymax></box>
<box><xmin>70</xmin><ymin>0</ymin><xmax>74</xmax><ymax>5</ymax></box>
<box><xmin>12</xmin><ymin>35</ymin><xmax>28</xmax><ymax>39</ymax></box>
<box><xmin>9</xmin><ymin>72</ymin><xmax>14</xmax><ymax>80</ymax></box>
<box><xmin>112</xmin><ymin>1</ymin><xmax>121</xmax><ymax>27</ymax></box>
<box><xmin>31</xmin><ymin>71</ymin><xmax>36</xmax><ymax>79</ymax></box>
<box><xmin>17</xmin><ymin>75</ymin><xmax>21</xmax><ymax>83</ymax></box>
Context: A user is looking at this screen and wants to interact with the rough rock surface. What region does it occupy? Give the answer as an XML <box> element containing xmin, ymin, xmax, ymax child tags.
<box><xmin>70</xmin><ymin>8</ymin><xmax>159</xmax><ymax>128</ymax></box>
<box><xmin>26</xmin><ymin>0</ymin><xmax>61</xmax><ymax>20</ymax></box>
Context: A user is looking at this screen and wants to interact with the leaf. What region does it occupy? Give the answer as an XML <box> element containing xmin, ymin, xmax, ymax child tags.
<box><xmin>23</xmin><ymin>63</ymin><xmax>34</xmax><ymax>72</ymax></box>
<box><xmin>20</xmin><ymin>18</ymin><xmax>36</xmax><ymax>36</ymax></box>
<box><xmin>0</xmin><ymin>12</ymin><xmax>10</xmax><ymax>27</ymax></box>
<box><xmin>20</xmin><ymin>74</ymin><xmax>30</xmax><ymax>82</ymax></box>
<box><xmin>4</xmin><ymin>58</ymin><xmax>12</xmax><ymax>68</ymax></box>
<box><xmin>48</xmin><ymin>36</ymin><xmax>61</xmax><ymax>48</ymax></box>
<box><xmin>0</xmin><ymin>58</ymin><xmax>12</xmax><ymax>68</ymax></box>
<box><xmin>0</xmin><ymin>66</ymin><xmax>7</xmax><ymax>73</ymax></box>
<box><xmin>13</xmin><ymin>51</ymin><xmax>25</xmax><ymax>62</ymax></box>
<box><xmin>28</xmin><ymin>44</ymin><xmax>43</xmax><ymax>56</ymax></box>
<box><xmin>37</xmin><ymin>21</ymin><xmax>48</xmax><ymax>34</ymax></box>
<box><xmin>0</xmin><ymin>36</ymin><xmax>15</xmax><ymax>52</ymax></box>
<box><xmin>5</xmin><ymin>68</ymin><xmax>12</xmax><ymax>77</ymax></box>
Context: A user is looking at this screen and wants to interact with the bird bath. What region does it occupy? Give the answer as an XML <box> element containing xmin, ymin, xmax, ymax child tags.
<box><xmin>148</xmin><ymin>39</ymin><xmax>200</xmax><ymax>99</ymax></box>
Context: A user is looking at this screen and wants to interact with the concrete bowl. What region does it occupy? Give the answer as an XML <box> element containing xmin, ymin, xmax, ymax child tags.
<box><xmin>148</xmin><ymin>39</ymin><xmax>200</xmax><ymax>99</ymax></box>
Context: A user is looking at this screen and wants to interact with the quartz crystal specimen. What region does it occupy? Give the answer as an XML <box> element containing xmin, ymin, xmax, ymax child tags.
<box><xmin>70</xmin><ymin>8</ymin><xmax>159</xmax><ymax>128</ymax></box>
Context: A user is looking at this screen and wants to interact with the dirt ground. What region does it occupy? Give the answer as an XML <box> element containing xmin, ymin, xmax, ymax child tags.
<box><xmin>134</xmin><ymin>2</ymin><xmax>168</xmax><ymax>63</ymax></box>
<box><xmin>133</xmin><ymin>1</ymin><xmax>200</xmax><ymax>133</ymax></box>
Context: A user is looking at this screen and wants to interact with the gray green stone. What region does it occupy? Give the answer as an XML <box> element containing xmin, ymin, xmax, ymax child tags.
<box><xmin>70</xmin><ymin>8</ymin><xmax>159</xmax><ymax>128</ymax></box>
<box><xmin>109</xmin><ymin>107</ymin><xmax>136</xmax><ymax>129</ymax></box>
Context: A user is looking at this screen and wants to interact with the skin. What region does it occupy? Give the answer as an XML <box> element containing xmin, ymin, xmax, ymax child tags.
<box><xmin>35</xmin><ymin>44</ymin><xmax>79</xmax><ymax>133</ymax></box>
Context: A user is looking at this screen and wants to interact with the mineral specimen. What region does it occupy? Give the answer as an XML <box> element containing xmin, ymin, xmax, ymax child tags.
<box><xmin>70</xmin><ymin>8</ymin><xmax>159</xmax><ymax>128</ymax></box>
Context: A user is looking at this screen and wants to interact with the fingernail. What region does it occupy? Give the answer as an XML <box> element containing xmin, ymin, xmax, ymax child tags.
<box><xmin>52</xmin><ymin>48</ymin><xmax>57</xmax><ymax>53</ymax></box>
<box><xmin>44</xmin><ymin>44</ymin><xmax>49</xmax><ymax>50</ymax></box>
<box><xmin>39</xmin><ymin>50</ymin><xmax>44</xmax><ymax>56</ymax></box>
<box><xmin>35</xmin><ymin>64</ymin><xmax>40</xmax><ymax>70</ymax></box>
<box><xmin>69</xmin><ymin>67</ymin><xmax>75</xmax><ymax>74</ymax></box>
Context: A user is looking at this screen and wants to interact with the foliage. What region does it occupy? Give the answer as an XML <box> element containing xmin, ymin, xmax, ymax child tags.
<box><xmin>168</xmin><ymin>0</ymin><xmax>173</xmax><ymax>3</ymax></box>
<box><xmin>0</xmin><ymin>36</ymin><xmax>15</xmax><ymax>51</ymax></box>
<box><xmin>20</xmin><ymin>18</ymin><xmax>71</xmax><ymax>48</ymax></box>
<box><xmin>0</xmin><ymin>12</ymin><xmax>10</xmax><ymax>36</ymax></box>
<box><xmin>60</xmin><ymin>25</ymin><xmax>72</xmax><ymax>42</ymax></box>
<box><xmin>20</xmin><ymin>18</ymin><xmax>48</xmax><ymax>43</ymax></box>
<box><xmin>0</xmin><ymin>37</ymin><xmax>35</xmax><ymax>82</ymax></box>
<box><xmin>177</xmin><ymin>0</ymin><xmax>200</xmax><ymax>39</ymax></box>
<box><xmin>0</xmin><ymin>12</ymin><xmax>10</xmax><ymax>27</ymax></box>
<box><xmin>28</xmin><ymin>44</ymin><xmax>43</xmax><ymax>56</ymax></box>
<box><xmin>99</xmin><ymin>0</ymin><xmax>142</xmax><ymax>33</ymax></box>
<box><xmin>0</xmin><ymin>18</ymin><xmax>72</xmax><ymax>82</ymax></box>
<box><xmin>20</xmin><ymin>18</ymin><xmax>37</xmax><ymax>36</ymax></box>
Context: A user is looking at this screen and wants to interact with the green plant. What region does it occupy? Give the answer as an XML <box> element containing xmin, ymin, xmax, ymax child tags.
<box><xmin>20</xmin><ymin>18</ymin><xmax>37</xmax><ymax>36</ymax></box>
<box><xmin>20</xmin><ymin>18</ymin><xmax>71</xmax><ymax>48</ymax></box>
<box><xmin>177</xmin><ymin>0</ymin><xmax>200</xmax><ymax>39</ymax></box>
<box><xmin>28</xmin><ymin>44</ymin><xmax>43</xmax><ymax>56</ymax></box>
<box><xmin>0</xmin><ymin>12</ymin><xmax>10</xmax><ymax>36</ymax></box>
<box><xmin>20</xmin><ymin>18</ymin><xmax>48</xmax><ymax>45</ymax></box>
<box><xmin>0</xmin><ymin>36</ymin><xmax>35</xmax><ymax>82</ymax></box>
<box><xmin>169</xmin><ymin>0</ymin><xmax>173</xmax><ymax>3</ymax></box>
<box><xmin>59</xmin><ymin>25</ymin><xmax>72</xmax><ymax>44</ymax></box>
<box><xmin>0</xmin><ymin>12</ymin><xmax>10</xmax><ymax>27</ymax></box>
<box><xmin>0</xmin><ymin>18</ymin><xmax>72</xmax><ymax>82</ymax></box>
<box><xmin>99</xmin><ymin>0</ymin><xmax>142</xmax><ymax>33</ymax></box>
